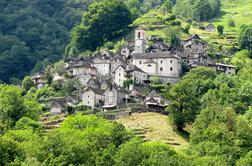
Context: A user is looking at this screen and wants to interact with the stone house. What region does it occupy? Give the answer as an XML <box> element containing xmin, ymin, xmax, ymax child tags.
<box><xmin>209</xmin><ymin>63</ymin><xmax>236</xmax><ymax>75</ymax></box>
<box><xmin>110</xmin><ymin>55</ymin><xmax>126</xmax><ymax>74</ymax></box>
<box><xmin>65</xmin><ymin>96</ymin><xmax>79</xmax><ymax>106</ymax></box>
<box><xmin>100</xmin><ymin>50</ymin><xmax>113</xmax><ymax>58</ymax></box>
<box><xmin>114</xmin><ymin>65</ymin><xmax>127</xmax><ymax>87</ymax></box>
<box><xmin>182</xmin><ymin>34</ymin><xmax>209</xmax><ymax>68</ymax></box>
<box><xmin>32</xmin><ymin>73</ymin><xmax>47</xmax><ymax>89</ymax></box>
<box><xmin>120</xmin><ymin>45</ymin><xmax>134</xmax><ymax>60</ymax></box>
<box><xmin>125</xmin><ymin>65</ymin><xmax>148</xmax><ymax>85</ymax></box>
<box><xmin>146</xmin><ymin>42</ymin><xmax>170</xmax><ymax>52</ymax></box>
<box><xmin>72</xmin><ymin>61</ymin><xmax>97</xmax><ymax>76</ymax></box>
<box><xmin>50</xmin><ymin>100</ymin><xmax>66</xmax><ymax>115</ymax></box>
<box><xmin>132</xmin><ymin>52</ymin><xmax>181</xmax><ymax>83</ymax></box>
<box><xmin>103</xmin><ymin>85</ymin><xmax>129</xmax><ymax>110</ymax></box>
<box><xmin>86</xmin><ymin>77</ymin><xmax>101</xmax><ymax>89</ymax></box>
<box><xmin>77</xmin><ymin>74</ymin><xmax>92</xmax><ymax>86</ymax></box>
<box><xmin>205</xmin><ymin>23</ymin><xmax>215</xmax><ymax>32</ymax></box>
<box><xmin>92</xmin><ymin>57</ymin><xmax>111</xmax><ymax>76</ymax></box>
<box><xmin>145</xmin><ymin>90</ymin><xmax>168</xmax><ymax>108</ymax></box>
<box><xmin>82</xmin><ymin>87</ymin><xmax>104</xmax><ymax>109</ymax></box>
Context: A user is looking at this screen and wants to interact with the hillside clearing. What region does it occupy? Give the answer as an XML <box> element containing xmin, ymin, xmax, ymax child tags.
<box><xmin>117</xmin><ymin>112</ymin><xmax>189</xmax><ymax>151</ymax></box>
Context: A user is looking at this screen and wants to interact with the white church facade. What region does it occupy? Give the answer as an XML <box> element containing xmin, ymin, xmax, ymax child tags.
<box><xmin>132</xmin><ymin>28</ymin><xmax>182</xmax><ymax>83</ymax></box>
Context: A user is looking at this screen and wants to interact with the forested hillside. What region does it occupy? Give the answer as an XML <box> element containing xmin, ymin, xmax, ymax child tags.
<box><xmin>0</xmin><ymin>0</ymin><xmax>165</xmax><ymax>83</ymax></box>
<box><xmin>0</xmin><ymin>0</ymin><xmax>87</xmax><ymax>83</ymax></box>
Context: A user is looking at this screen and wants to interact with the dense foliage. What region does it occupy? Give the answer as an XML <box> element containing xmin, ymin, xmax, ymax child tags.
<box><xmin>238</xmin><ymin>24</ymin><xmax>252</xmax><ymax>54</ymax></box>
<box><xmin>0</xmin><ymin>0</ymin><xmax>92</xmax><ymax>83</ymax></box>
<box><xmin>174</xmin><ymin>0</ymin><xmax>221</xmax><ymax>21</ymax></box>
<box><xmin>66</xmin><ymin>0</ymin><xmax>132</xmax><ymax>56</ymax></box>
<box><xmin>0</xmin><ymin>85</ymin><xmax>41</xmax><ymax>133</ymax></box>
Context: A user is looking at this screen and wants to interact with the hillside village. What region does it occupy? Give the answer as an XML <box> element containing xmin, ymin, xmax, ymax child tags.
<box><xmin>32</xmin><ymin>27</ymin><xmax>236</xmax><ymax>115</ymax></box>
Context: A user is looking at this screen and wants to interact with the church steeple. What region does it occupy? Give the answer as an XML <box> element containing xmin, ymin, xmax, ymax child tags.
<box><xmin>134</xmin><ymin>27</ymin><xmax>146</xmax><ymax>54</ymax></box>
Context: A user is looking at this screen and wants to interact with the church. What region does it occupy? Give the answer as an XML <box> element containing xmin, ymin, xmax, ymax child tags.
<box><xmin>132</xmin><ymin>27</ymin><xmax>182</xmax><ymax>83</ymax></box>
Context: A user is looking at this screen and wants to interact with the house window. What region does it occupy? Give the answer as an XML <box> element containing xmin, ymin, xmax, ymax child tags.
<box><xmin>87</xmin><ymin>96</ymin><xmax>89</xmax><ymax>98</ymax></box>
<box><xmin>160</xmin><ymin>60</ymin><xmax>163</xmax><ymax>64</ymax></box>
<box><xmin>109</xmin><ymin>98</ymin><xmax>112</xmax><ymax>102</ymax></box>
<box><xmin>109</xmin><ymin>93</ymin><xmax>113</xmax><ymax>97</ymax></box>
<box><xmin>139</xmin><ymin>61</ymin><xmax>142</xmax><ymax>65</ymax></box>
<box><xmin>170</xmin><ymin>60</ymin><xmax>173</xmax><ymax>63</ymax></box>
<box><xmin>160</xmin><ymin>67</ymin><xmax>163</xmax><ymax>71</ymax></box>
<box><xmin>147</xmin><ymin>64</ymin><xmax>152</xmax><ymax>67</ymax></box>
<box><xmin>119</xmin><ymin>79</ymin><xmax>121</xmax><ymax>82</ymax></box>
<box><xmin>119</xmin><ymin>73</ymin><xmax>121</xmax><ymax>76</ymax></box>
<box><xmin>170</xmin><ymin>67</ymin><xmax>173</xmax><ymax>71</ymax></box>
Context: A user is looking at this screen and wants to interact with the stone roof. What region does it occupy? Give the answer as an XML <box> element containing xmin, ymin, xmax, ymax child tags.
<box><xmin>32</xmin><ymin>73</ymin><xmax>44</xmax><ymax>80</ymax></box>
<box><xmin>85</xmin><ymin>87</ymin><xmax>104</xmax><ymax>95</ymax></box>
<box><xmin>114</xmin><ymin>64</ymin><xmax>126</xmax><ymax>73</ymax></box>
<box><xmin>107</xmin><ymin>84</ymin><xmax>129</xmax><ymax>94</ymax></box>
<box><xmin>126</xmin><ymin>65</ymin><xmax>146</xmax><ymax>73</ymax></box>
<box><xmin>52</xmin><ymin>99</ymin><xmax>66</xmax><ymax>108</ymax></box>
<box><xmin>146</xmin><ymin>42</ymin><xmax>170</xmax><ymax>52</ymax></box>
<box><xmin>73</xmin><ymin>61</ymin><xmax>97</xmax><ymax>69</ymax></box>
<box><xmin>92</xmin><ymin>57</ymin><xmax>111</xmax><ymax>64</ymax></box>
<box><xmin>133</xmin><ymin>51</ymin><xmax>180</xmax><ymax>59</ymax></box>
<box><xmin>206</xmin><ymin>23</ymin><xmax>215</xmax><ymax>28</ymax></box>
<box><xmin>185</xmin><ymin>34</ymin><xmax>201</xmax><ymax>42</ymax></box>
<box><xmin>113</xmin><ymin>54</ymin><xmax>125</xmax><ymax>62</ymax></box>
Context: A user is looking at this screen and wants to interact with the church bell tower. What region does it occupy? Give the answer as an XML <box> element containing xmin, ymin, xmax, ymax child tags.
<box><xmin>134</xmin><ymin>27</ymin><xmax>146</xmax><ymax>54</ymax></box>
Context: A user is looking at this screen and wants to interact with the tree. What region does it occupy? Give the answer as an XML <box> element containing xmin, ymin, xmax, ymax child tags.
<box><xmin>22</xmin><ymin>76</ymin><xmax>35</xmax><ymax>92</ymax></box>
<box><xmin>190</xmin><ymin>106</ymin><xmax>252</xmax><ymax>164</ymax></box>
<box><xmin>67</xmin><ymin>0</ymin><xmax>132</xmax><ymax>54</ymax></box>
<box><xmin>52</xmin><ymin>60</ymin><xmax>67</xmax><ymax>76</ymax></box>
<box><xmin>164</xmin><ymin>67</ymin><xmax>216</xmax><ymax>131</ymax></box>
<box><xmin>238</xmin><ymin>24</ymin><xmax>252</xmax><ymax>53</ymax></box>
<box><xmin>123</xmin><ymin>79</ymin><xmax>133</xmax><ymax>89</ymax></box>
<box><xmin>217</xmin><ymin>25</ymin><xmax>224</xmax><ymax>35</ymax></box>
<box><xmin>228</xmin><ymin>19</ymin><xmax>235</xmax><ymax>27</ymax></box>
<box><xmin>173</xmin><ymin>0</ymin><xmax>221</xmax><ymax>21</ymax></box>
<box><xmin>63</xmin><ymin>78</ymin><xmax>81</xmax><ymax>95</ymax></box>
<box><xmin>0</xmin><ymin>85</ymin><xmax>40</xmax><ymax>129</ymax></box>
<box><xmin>115</xmin><ymin>139</ymin><xmax>185</xmax><ymax>166</ymax></box>
<box><xmin>170</xmin><ymin>33</ymin><xmax>181</xmax><ymax>48</ymax></box>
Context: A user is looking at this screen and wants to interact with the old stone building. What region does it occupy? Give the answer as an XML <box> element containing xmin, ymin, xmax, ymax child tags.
<box><xmin>82</xmin><ymin>87</ymin><xmax>104</xmax><ymax>109</ymax></box>
<box><xmin>133</xmin><ymin>52</ymin><xmax>182</xmax><ymax>83</ymax></box>
<box><xmin>125</xmin><ymin>65</ymin><xmax>148</xmax><ymax>85</ymax></box>
<box><xmin>205</xmin><ymin>23</ymin><xmax>215</xmax><ymax>32</ymax></box>
<box><xmin>92</xmin><ymin>56</ymin><xmax>111</xmax><ymax>76</ymax></box>
<box><xmin>72</xmin><ymin>61</ymin><xmax>97</xmax><ymax>76</ymax></box>
<box><xmin>181</xmin><ymin>34</ymin><xmax>210</xmax><ymax>68</ymax></box>
<box><xmin>114</xmin><ymin>65</ymin><xmax>127</xmax><ymax>87</ymax></box>
<box><xmin>103</xmin><ymin>85</ymin><xmax>129</xmax><ymax>110</ymax></box>
<box><xmin>110</xmin><ymin>55</ymin><xmax>126</xmax><ymax>74</ymax></box>
<box><xmin>32</xmin><ymin>73</ymin><xmax>47</xmax><ymax>89</ymax></box>
<box><xmin>209</xmin><ymin>63</ymin><xmax>236</xmax><ymax>74</ymax></box>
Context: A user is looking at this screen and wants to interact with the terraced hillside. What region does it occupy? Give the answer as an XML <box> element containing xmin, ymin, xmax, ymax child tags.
<box><xmin>117</xmin><ymin>112</ymin><xmax>189</xmax><ymax>151</ymax></box>
<box><xmin>189</xmin><ymin>0</ymin><xmax>252</xmax><ymax>48</ymax></box>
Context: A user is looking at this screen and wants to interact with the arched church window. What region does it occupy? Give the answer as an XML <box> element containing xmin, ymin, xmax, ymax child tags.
<box><xmin>138</xmin><ymin>32</ymin><xmax>141</xmax><ymax>38</ymax></box>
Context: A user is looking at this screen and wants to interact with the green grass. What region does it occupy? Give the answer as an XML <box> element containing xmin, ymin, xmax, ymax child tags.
<box><xmin>188</xmin><ymin>0</ymin><xmax>252</xmax><ymax>48</ymax></box>
<box><xmin>117</xmin><ymin>112</ymin><xmax>189</xmax><ymax>151</ymax></box>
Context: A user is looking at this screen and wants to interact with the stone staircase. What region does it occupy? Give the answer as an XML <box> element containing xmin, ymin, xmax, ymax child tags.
<box><xmin>40</xmin><ymin>113</ymin><xmax>67</xmax><ymax>133</ymax></box>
